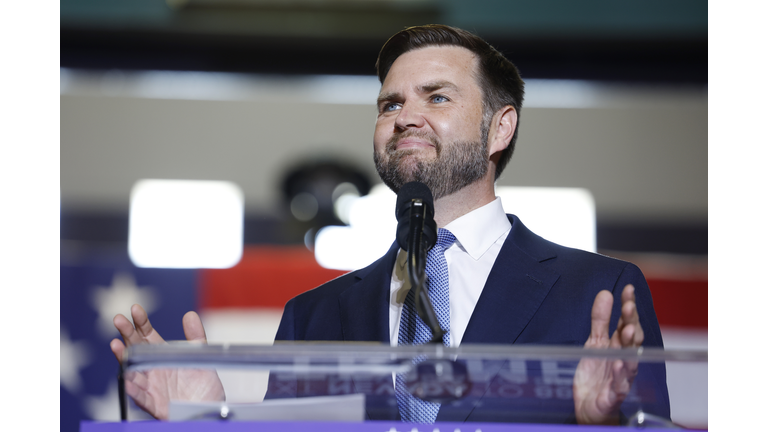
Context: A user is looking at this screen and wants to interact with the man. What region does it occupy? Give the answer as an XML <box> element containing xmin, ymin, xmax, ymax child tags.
<box><xmin>112</xmin><ymin>24</ymin><xmax>669</xmax><ymax>425</ymax></box>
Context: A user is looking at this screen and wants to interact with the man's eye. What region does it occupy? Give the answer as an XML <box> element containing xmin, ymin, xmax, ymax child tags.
<box><xmin>431</xmin><ymin>95</ymin><xmax>449</xmax><ymax>103</ymax></box>
<box><xmin>382</xmin><ymin>103</ymin><xmax>401</xmax><ymax>112</ymax></box>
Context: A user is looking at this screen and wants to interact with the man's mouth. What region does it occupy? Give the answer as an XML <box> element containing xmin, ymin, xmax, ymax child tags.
<box><xmin>388</xmin><ymin>130</ymin><xmax>441</xmax><ymax>153</ymax></box>
<box><xmin>395</xmin><ymin>137</ymin><xmax>435</xmax><ymax>151</ymax></box>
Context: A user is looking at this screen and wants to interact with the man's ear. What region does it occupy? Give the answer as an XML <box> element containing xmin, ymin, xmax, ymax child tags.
<box><xmin>488</xmin><ymin>106</ymin><xmax>517</xmax><ymax>156</ymax></box>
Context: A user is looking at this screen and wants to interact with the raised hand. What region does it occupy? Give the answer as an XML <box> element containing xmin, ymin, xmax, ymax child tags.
<box><xmin>110</xmin><ymin>304</ymin><xmax>225</xmax><ymax>420</ymax></box>
<box><xmin>573</xmin><ymin>285</ymin><xmax>643</xmax><ymax>425</ymax></box>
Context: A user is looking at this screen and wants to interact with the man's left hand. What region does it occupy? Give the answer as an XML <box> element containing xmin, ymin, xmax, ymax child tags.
<box><xmin>573</xmin><ymin>284</ymin><xmax>643</xmax><ymax>425</ymax></box>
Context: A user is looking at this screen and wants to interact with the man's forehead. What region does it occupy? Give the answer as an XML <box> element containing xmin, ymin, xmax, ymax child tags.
<box><xmin>379</xmin><ymin>45</ymin><xmax>480</xmax><ymax>94</ymax></box>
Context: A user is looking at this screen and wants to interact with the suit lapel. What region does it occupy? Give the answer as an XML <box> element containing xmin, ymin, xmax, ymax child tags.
<box><xmin>338</xmin><ymin>241</ymin><xmax>399</xmax><ymax>343</ymax></box>
<box><xmin>438</xmin><ymin>215</ymin><xmax>561</xmax><ymax>422</ymax></box>
<box><xmin>462</xmin><ymin>215</ymin><xmax>560</xmax><ymax>345</ymax></box>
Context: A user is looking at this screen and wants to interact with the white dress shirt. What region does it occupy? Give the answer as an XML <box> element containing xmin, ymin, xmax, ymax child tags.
<box><xmin>388</xmin><ymin>197</ymin><xmax>512</xmax><ymax>347</ymax></box>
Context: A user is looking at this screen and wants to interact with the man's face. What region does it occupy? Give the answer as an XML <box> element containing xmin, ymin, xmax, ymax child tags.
<box><xmin>373</xmin><ymin>45</ymin><xmax>489</xmax><ymax>199</ymax></box>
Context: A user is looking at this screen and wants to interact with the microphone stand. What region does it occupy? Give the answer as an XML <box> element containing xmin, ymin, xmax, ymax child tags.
<box><xmin>406</xmin><ymin>199</ymin><xmax>444</xmax><ymax>344</ymax></box>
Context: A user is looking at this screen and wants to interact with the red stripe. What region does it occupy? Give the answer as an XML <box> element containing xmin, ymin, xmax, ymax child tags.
<box><xmin>647</xmin><ymin>278</ymin><xmax>707</xmax><ymax>328</ymax></box>
<box><xmin>199</xmin><ymin>246</ymin><xmax>346</xmax><ymax>309</ymax></box>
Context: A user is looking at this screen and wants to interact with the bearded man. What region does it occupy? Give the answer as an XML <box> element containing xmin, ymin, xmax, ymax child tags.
<box><xmin>112</xmin><ymin>24</ymin><xmax>670</xmax><ymax>425</ymax></box>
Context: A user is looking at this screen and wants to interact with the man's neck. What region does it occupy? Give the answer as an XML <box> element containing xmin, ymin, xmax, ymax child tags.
<box><xmin>433</xmin><ymin>180</ymin><xmax>497</xmax><ymax>228</ymax></box>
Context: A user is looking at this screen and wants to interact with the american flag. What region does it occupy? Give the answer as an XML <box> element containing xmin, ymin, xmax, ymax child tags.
<box><xmin>60</xmin><ymin>243</ymin><xmax>343</xmax><ymax>432</ymax></box>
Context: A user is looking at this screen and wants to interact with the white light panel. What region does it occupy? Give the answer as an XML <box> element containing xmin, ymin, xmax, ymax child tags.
<box><xmin>496</xmin><ymin>186</ymin><xmax>596</xmax><ymax>252</ymax></box>
<box><xmin>128</xmin><ymin>179</ymin><xmax>244</xmax><ymax>268</ymax></box>
<box><xmin>314</xmin><ymin>184</ymin><xmax>397</xmax><ymax>271</ymax></box>
<box><xmin>314</xmin><ymin>184</ymin><xmax>596</xmax><ymax>271</ymax></box>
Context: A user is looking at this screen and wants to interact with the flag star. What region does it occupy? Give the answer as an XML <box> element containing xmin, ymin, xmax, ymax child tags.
<box><xmin>90</xmin><ymin>271</ymin><xmax>159</xmax><ymax>339</ymax></box>
<box><xmin>83</xmin><ymin>379</ymin><xmax>121</xmax><ymax>421</ymax></box>
<box><xmin>60</xmin><ymin>327</ymin><xmax>91</xmax><ymax>394</ymax></box>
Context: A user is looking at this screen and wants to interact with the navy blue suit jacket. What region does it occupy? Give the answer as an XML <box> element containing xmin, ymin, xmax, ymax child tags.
<box><xmin>275</xmin><ymin>214</ymin><xmax>670</xmax><ymax>422</ymax></box>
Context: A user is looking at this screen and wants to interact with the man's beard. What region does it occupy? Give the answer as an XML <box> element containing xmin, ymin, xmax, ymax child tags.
<box><xmin>374</xmin><ymin>127</ymin><xmax>489</xmax><ymax>200</ymax></box>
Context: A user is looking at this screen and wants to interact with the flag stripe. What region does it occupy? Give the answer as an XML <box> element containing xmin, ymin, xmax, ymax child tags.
<box><xmin>199</xmin><ymin>246</ymin><xmax>346</xmax><ymax>309</ymax></box>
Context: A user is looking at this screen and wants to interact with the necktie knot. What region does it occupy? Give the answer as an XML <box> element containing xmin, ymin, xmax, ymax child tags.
<box><xmin>436</xmin><ymin>228</ymin><xmax>456</xmax><ymax>250</ymax></box>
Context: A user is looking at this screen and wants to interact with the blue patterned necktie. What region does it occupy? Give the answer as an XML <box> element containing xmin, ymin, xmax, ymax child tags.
<box><xmin>396</xmin><ymin>228</ymin><xmax>455</xmax><ymax>423</ymax></box>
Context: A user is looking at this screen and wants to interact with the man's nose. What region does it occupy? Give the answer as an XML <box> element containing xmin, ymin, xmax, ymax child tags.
<box><xmin>394</xmin><ymin>102</ymin><xmax>426</xmax><ymax>130</ymax></box>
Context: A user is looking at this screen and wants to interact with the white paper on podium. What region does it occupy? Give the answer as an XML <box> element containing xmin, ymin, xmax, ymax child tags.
<box><xmin>168</xmin><ymin>393</ymin><xmax>365</xmax><ymax>422</ymax></box>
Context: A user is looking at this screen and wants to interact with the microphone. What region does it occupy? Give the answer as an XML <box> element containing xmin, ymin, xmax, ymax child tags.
<box><xmin>396</xmin><ymin>182</ymin><xmax>437</xmax><ymax>251</ymax></box>
<box><xmin>395</xmin><ymin>182</ymin><xmax>443</xmax><ymax>344</ymax></box>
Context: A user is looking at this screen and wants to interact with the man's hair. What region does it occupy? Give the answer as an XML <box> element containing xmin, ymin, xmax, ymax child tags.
<box><xmin>375</xmin><ymin>24</ymin><xmax>525</xmax><ymax>180</ymax></box>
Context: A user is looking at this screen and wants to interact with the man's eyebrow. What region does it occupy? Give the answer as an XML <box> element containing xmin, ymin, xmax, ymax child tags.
<box><xmin>418</xmin><ymin>80</ymin><xmax>460</xmax><ymax>94</ymax></box>
<box><xmin>376</xmin><ymin>81</ymin><xmax>461</xmax><ymax>105</ymax></box>
<box><xmin>376</xmin><ymin>91</ymin><xmax>401</xmax><ymax>106</ymax></box>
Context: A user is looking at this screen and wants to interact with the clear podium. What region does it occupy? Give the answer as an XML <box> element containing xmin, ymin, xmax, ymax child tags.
<box><xmin>90</xmin><ymin>342</ymin><xmax>707</xmax><ymax>431</ymax></box>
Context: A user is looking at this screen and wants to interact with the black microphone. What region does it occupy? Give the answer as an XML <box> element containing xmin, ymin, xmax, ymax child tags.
<box><xmin>395</xmin><ymin>182</ymin><xmax>443</xmax><ymax>344</ymax></box>
<box><xmin>395</xmin><ymin>182</ymin><xmax>437</xmax><ymax>252</ymax></box>
<box><xmin>396</xmin><ymin>182</ymin><xmax>437</xmax><ymax>251</ymax></box>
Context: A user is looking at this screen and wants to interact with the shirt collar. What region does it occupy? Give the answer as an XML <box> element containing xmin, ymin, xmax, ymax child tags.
<box><xmin>443</xmin><ymin>197</ymin><xmax>511</xmax><ymax>260</ymax></box>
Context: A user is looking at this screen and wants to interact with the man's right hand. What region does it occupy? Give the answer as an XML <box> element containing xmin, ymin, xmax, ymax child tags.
<box><xmin>111</xmin><ymin>304</ymin><xmax>225</xmax><ymax>420</ymax></box>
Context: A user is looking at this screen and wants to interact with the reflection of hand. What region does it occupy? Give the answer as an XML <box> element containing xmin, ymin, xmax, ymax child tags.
<box><xmin>573</xmin><ymin>285</ymin><xmax>642</xmax><ymax>425</ymax></box>
<box><xmin>110</xmin><ymin>304</ymin><xmax>225</xmax><ymax>420</ymax></box>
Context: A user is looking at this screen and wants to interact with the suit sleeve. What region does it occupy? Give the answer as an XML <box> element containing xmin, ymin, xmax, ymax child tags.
<box><xmin>609</xmin><ymin>263</ymin><xmax>664</xmax><ymax>349</ymax></box>
<box><xmin>275</xmin><ymin>298</ymin><xmax>295</xmax><ymax>341</ymax></box>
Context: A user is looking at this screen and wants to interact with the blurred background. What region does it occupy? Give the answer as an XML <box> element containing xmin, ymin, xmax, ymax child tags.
<box><xmin>60</xmin><ymin>1</ymin><xmax>707</xmax><ymax>430</ymax></box>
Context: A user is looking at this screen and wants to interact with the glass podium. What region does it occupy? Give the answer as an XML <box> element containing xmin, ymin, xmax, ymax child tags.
<box><xmin>93</xmin><ymin>342</ymin><xmax>706</xmax><ymax>430</ymax></box>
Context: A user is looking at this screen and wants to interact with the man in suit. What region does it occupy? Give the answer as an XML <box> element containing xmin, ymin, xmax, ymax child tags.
<box><xmin>112</xmin><ymin>24</ymin><xmax>668</xmax><ymax>425</ymax></box>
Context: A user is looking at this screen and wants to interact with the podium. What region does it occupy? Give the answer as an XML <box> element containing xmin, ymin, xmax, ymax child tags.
<box><xmin>85</xmin><ymin>342</ymin><xmax>707</xmax><ymax>430</ymax></box>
